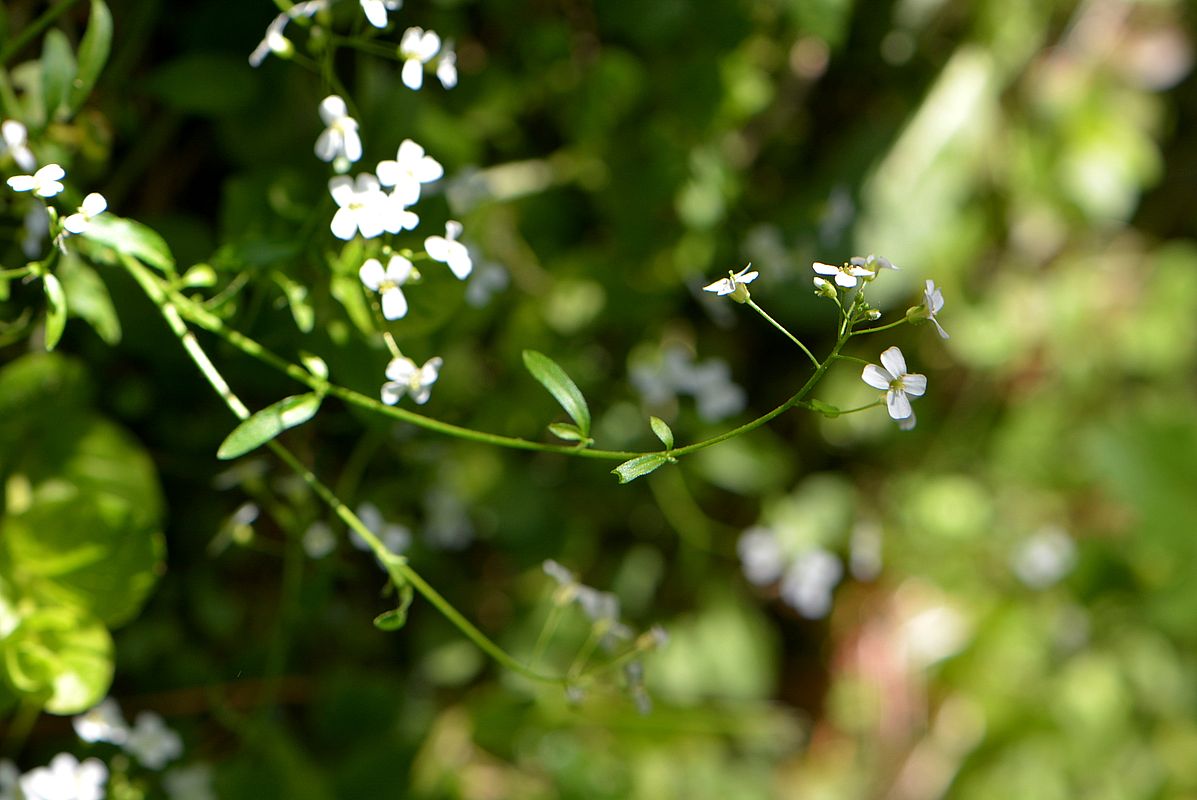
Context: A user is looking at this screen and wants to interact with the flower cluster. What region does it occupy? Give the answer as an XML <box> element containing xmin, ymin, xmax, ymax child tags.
<box><xmin>4</xmin><ymin>150</ymin><xmax>110</xmax><ymax>249</ymax></box>
<box><xmin>738</xmin><ymin>527</ymin><xmax>844</xmax><ymax>619</ymax></box>
<box><xmin>73</xmin><ymin>697</ymin><xmax>184</xmax><ymax>770</ymax></box>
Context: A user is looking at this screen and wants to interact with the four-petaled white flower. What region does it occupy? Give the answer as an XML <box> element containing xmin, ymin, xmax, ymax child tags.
<box><xmin>359</xmin><ymin>255</ymin><xmax>416</xmax><ymax>319</ymax></box>
<box><xmin>7</xmin><ymin>163</ymin><xmax>65</xmax><ymax>198</ymax></box>
<box><xmin>63</xmin><ymin>192</ymin><xmax>108</xmax><ymax>234</ymax></box>
<box><xmin>381</xmin><ymin>355</ymin><xmax>443</xmax><ymax>405</ymax></box>
<box><xmin>329</xmin><ymin>174</ymin><xmax>388</xmax><ymax>239</ymax></box>
<box><xmin>861</xmin><ymin>346</ymin><xmax>926</xmax><ymax>424</ymax></box>
<box><xmin>19</xmin><ymin>753</ymin><xmax>107</xmax><ymax>800</ymax></box>
<box><xmin>850</xmin><ymin>254</ymin><xmax>898</xmax><ymax>273</ymax></box>
<box><xmin>436</xmin><ymin>42</ymin><xmax>458</xmax><ymax>89</ymax></box>
<box><xmin>124</xmin><ymin>712</ymin><xmax>183</xmax><ymax>770</ymax></box>
<box><xmin>703</xmin><ymin>264</ymin><xmax>758</xmax><ymax>302</ymax></box>
<box><xmin>376</xmin><ymin>139</ymin><xmax>443</xmax><ymax>205</ymax></box>
<box><xmin>72</xmin><ymin>697</ymin><xmax>129</xmax><ymax>744</ymax></box>
<box><xmin>1</xmin><ymin>120</ymin><xmax>36</xmax><ymax>171</ymax></box>
<box><xmin>921</xmin><ymin>279</ymin><xmax>949</xmax><ymax>339</ymax></box>
<box><xmin>424</xmin><ymin>220</ymin><xmax>472</xmax><ymax>279</ymax></box>
<box><xmin>315</xmin><ymin>95</ymin><xmax>362</xmax><ymax>164</ymax></box>
<box><xmin>812</xmin><ymin>259</ymin><xmax>872</xmax><ymax>288</ymax></box>
<box><xmin>360</xmin><ymin>0</ymin><xmax>402</xmax><ymax>28</ymax></box>
<box><xmin>399</xmin><ymin>27</ymin><xmax>441</xmax><ymax>90</ymax></box>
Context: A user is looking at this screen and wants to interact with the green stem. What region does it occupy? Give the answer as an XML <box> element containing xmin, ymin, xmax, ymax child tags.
<box><xmin>0</xmin><ymin>0</ymin><xmax>81</xmax><ymax>67</ymax></box>
<box><xmin>851</xmin><ymin>317</ymin><xmax>908</xmax><ymax>336</ymax></box>
<box><xmin>832</xmin><ymin>353</ymin><xmax>871</xmax><ymax>366</ymax></box>
<box><xmin>747</xmin><ymin>299</ymin><xmax>819</xmax><ymax>368</ymax></box>
<box><xmin>122</xmin><ymin>254</ymin><xmax>563</xmax><ymax>686</ymax></box>
<box><xmin>0</xmin><ymin>697</ymin><xmax>40</xmax><ymax>758</ymax></box>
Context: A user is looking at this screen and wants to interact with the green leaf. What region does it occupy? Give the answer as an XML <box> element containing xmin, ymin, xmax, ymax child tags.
<box><xmin>81</xmin><ymin>214</ymin><xmax>175</xmax><ymax>272</ymax></box>
<box><xmin>58</xmin><ymin>253</ymin><xmax>121</xmax><ymax>345</ymax></box>
<box><xmin>273</xmin><ymin>271</ymin><xmax>314</xmax><ymax>332</ymax></box>
<box><xmin>807</xmin><ymin>399</ymin><xmax>841</xmax><ymax>418</ymax></box>
<box><xmin>68</xmin><ymin>0</ymin><xmax>113</xmax><ymax>112</ymax></box>
<box><xmin>217</xmin><ymin>393</ymin><xmax>323</xmax><ymax>460</ymax></box>
<box><xmin>300</xmin><ymin>352</ymin><xmax>329</xmax><ymax>380</ymax></box>
<box><xmin>650</xmin><ymin>416</ymin><xmax>674</xmax><ymax>449</ymax></box>
<box><xmin>41</xmin><ymin>29</ymin><xmax>76</xmax><ymax>121</ymax></box>
<box><xmin>612</xmin><ymin>453</ymin><xmax>672</xmax><ymax>484</ymax></box>
<box><xmin>1</xmin><ymin>605</ymin><xmax>113</xmax><ymax>714</ymax></box>
<box><xmin>373</xmin><ymin>583</ymin><xmax>414</xmax><ymax>631</ymax></box>
<box><xmin>547</xmin><ymin>422</ymin><xmax>593</xmax><ymax>445</ymax></box>
<box><xmin>42</xmin><ymin>272</ymin><xmax>67</xmax><ymax>351</ymax></box>
<box><xmin>522</xmin><ymin>350</ymin><xmax>591</xmax><ymax>436</ymax></box>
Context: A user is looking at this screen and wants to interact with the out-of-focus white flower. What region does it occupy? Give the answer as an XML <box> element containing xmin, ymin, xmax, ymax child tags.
<box><xmin>399</xmin><ymin>27</ymin><xmax>441</xmax><ymax>90</ymax></box>
<box><xmin>19</xmin><ymin>753</ymin><xmax>107</xmax><ymax>800</ymax></box>
<box><xmin>349</xmin><ymin>502</ymin><xmax>411</xmax><ymax>555</ymax></box>
<box><xmin>629</xmin><ymin>344</ymin><xmax>746</xmax><ymax>423</ymax></box>
<box><xmin>62</xmin><ymin>193</ymin><xmax>108</xmax><ymax>234</ymax></box>
<box><xmin>329</xmin><ymin>174</ymin><xmax>388</xmax><ymax>239</ymax></box>
<box><xmin>249</xmin><ymin>0</ymin><xmax>326</xmax><ymax>67</ymax></box>
<box><xmin>360</xmin><ymin>0</ymin><xmax>401</xmax><ymax>28</ymax></box>
<box><xmin>302</xmin><ymin>521</ymin><xmax>336</xmax><ymax>558</ymax></box>
<box><xmin>359</xmin><ymin>255</ymin><xmax>415</xmax><ymax>320</ymax></box>
<box><xmin>1</xmin><ymin>759</ymin><xmax>21</xmax><ymax>800</ymax></box>
<box><xmin>436</xmin><ymin>42</ymin><xmax>458</xmax><ymax>88</ymax></box>
<box><xmin>902</xmin><ymin>603</ymin><xmax>969</xmax><ymax>667</ymax></box>
<box><xmin>861</xmin><ymin>346</ymin><xmax>926</xmax><ymax>424</ymax></box>
<box><xmin>812</xmin><ymin>259</ymin><xmax>872</xmax><ymax>288</ymax></box>
<box><xmin>163</xmin><ymin>764</ymin><xmax>217</xmax><ymax>800</ymax></box>
<box><xmin>703</xmin><ymin>264</ymin><xmax>758</xmax><ymax>302</ymax></box>
<box><xmin>779</xmin><ymin>548</ymin><xmax>843</xmax><ymax>619</ymax></box>
<box><xmin>1</xmin><ymin>120</ymin><xmax>36</xmax><ymax>171</ymax></box>
<box><xmin>124</xmin><ymin>712</ymin><xmax>183</xmax><ymax>770</ymax></box>
<box><xmin>920</xmin><ymin>279</ymin><xmax>950</xmax><ymax>339</ymax></box>
<box><xmin>314</xmin><ymin>95</ymin><xmax>362</xmax><ymax>164</ymax></box>
<box><xmin>424</xmin><ymin>220</ymin><xmax>472</xmax><ymax>279</ymax></box>
<box><xmin>22</xmin><ymin>205</ymin><xmax>50</xmax><ymax>258</ymax></box>
<box><xmin>72</xmin><ymin>697</ymin><xmax>129</xmax><ymax>744</ymax></box>
<box><xmin>464</xmin><ymin>256</ymin><xmax>508</xmax><ymax>308</ymax></box>
<box><xmin>1012</xmin><ymin>527</ymin><xmax>1076</xmax><ymax>589</ymax></box>
<box><xmin>381</xmin><ymin>355</ymin><xmax>442</xmax><ymax>405</ymax></box>
<box><xmin>849</xmin><ymin>254</ymin><xmax>898</xmax><ymax>273</ymax></box>
<box><xmin>7</xmin><ymin>163</ymin><xmax>65</xmax><ymax>198</ymax></box>
<box><xmin>376</xmin><ymin>139</ymin><xmax>443</xmax><ymax>206</ymax></box>
<box><xmin>737</xmin><ymin>526</ymin><xmax>785</xmax><ymax>586</ymax></box>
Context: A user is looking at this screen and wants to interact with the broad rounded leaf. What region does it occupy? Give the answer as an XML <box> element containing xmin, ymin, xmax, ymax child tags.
<box><xmin>217</xmin><ymin>392</ymin><xmax>324</xmax><ymax>460</ymax></box>
<box><xmin>68</xmin><ymin>0</ymin><xmax>113</xmax><ymax>112</ymax></box>
<box><xmin>650</xmin><ymin>416</ymin><xmax>674</xmax><ymax>450</ymax></box>
<box><xmin>2</xmin><ymin>605</ymin><xmax>114</xmax><ymax>714</ymax></box>
<box><xmin>612</xmin><ymin>453</ymin><xmax>671</xmax><ymax>484</ymax></box>
<box><xmin>42</xmin><ymin>272</ymin><xmax>67</xmax><ymax>351</ymax></box>
<box><xmin>522</xmin><ymin>350</ymin><xmax>591</xmax><ymax>436</ymax></box>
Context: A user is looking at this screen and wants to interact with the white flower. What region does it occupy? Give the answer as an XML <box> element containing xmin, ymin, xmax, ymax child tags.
<box><xmin>737</xmin><ymin>526</ymin><xmax>785</xmax><ymax>586</ymax></box>
<box><xmin>62</xmin><ymin>193</ymin><xmax>108</xmax><ymax>234</ymax></box>
<box><xmin>381</xmin><ymin>355</ymin><xmax>442</xmax><ymax>405</ymax></box>
<box><xmin>163</xmin><ymin>764</ymin><xmax>217</xmax><ymax>800</ymax></box>
<box><xmin>124</xmin><ymin>712</ymin><xmax>183</xmax><ymax>770</ymax></box>
<box><xmin>72</xmin><ymin>697</ymin><xmax>129</xmax><ymax>744</ymax></box>
<box><xmin>399</xmin><ymin>27</ymin><xmax>441</xmax><ymax>90</ymax></box>
<box><xmin>424</xmin><ymin>220</ymin><xmax>472</xmax><ymax>279</ymax></box>
<box><xmin>328</xmin><ymin>174</ymin><xmax>388</xmax><ymax>239</ymax></box>
<box><xmin>812</xmin><ymin>259</ymin><xmax>872</xmax><ymax>288</ymax></box>
<box><xmin>1</xmin><ymin>120</ymin><xmax>35</xmax><ymax>171</ymax></box>
<box><xmin>703</xmin><ymin>263</ymin><xmax>758</xmax><ymax>301</ymax></box>
<box><xmin>436</xmin><ymin>42</ymin><xmax>458</xmax><ymax>89</ymax></box>
<box><xmin>359</xmin><ymin>255</ymin><xmax>415</xmax><ymax>320</ymax></box>
<box><xmin>248</xmin><ymin>0</ymin><xmax>326</xmax><ymax>67</ymax></box>
<box><xmin>314</xmin><ymin>95</ymin><xmax>362</xmax><ymax>164</ymax></box>
<box><xmin>1</xmin><ymin>759</ymin><xmax>20</xmax><ymax>800</ymax></box>
<box><xmin>350</xmin><ymin>502</ymin><xmax>411</xmax><ymax>554</ymax></box>
<box><xmin>1012</xmin><ymin>527</ymin><xmax>1076</xmax><ymax>589</ymax></box>
<box><xmin>779</xmin><ymin>548</ymin><xmax>843</xmax><ymax>619</ymax></box>
<box><xmin>861</xmin><ymin>346</ymin><xmax>926</xmax><ymax>423</ymax></box>
<box><xmin>360</xmin><ymin>0</ymin><xmax>401</xmax><ymax>28</ymax></box>
<box><xmin>921</xmin><ymin>279</ymin><xmax>949</xmax><ymax>339</ymax></box>
<box><xmin>850</xmin><ymin>254</ymin><xmax>898</xmax><ymax>272</ymax></box>
<box><xmin>376</xmin><ymin>139</ymin><xmax>443</xmax><ymax>206</ymax></box>
<box><xmin>7</xmin><ymin>163</ymin><xmax>65</xmax><ymax>198</ymax></box>
<box><xmin>19</xmin><ymin>753</ymin><xmax>107</xmax><ymax>800</ymax></box>
<box><xmin>302</xmin><ymin>521</ymin><xmax>336</xmax><ymax>558</ymax></box>
<box><xmin>381</xmin><ymin>190</ymin><xmax>420</xmax><ymax>232</ymax></box>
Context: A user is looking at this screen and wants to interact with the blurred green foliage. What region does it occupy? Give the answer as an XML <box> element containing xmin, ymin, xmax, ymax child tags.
<box><xmin>2</xmin><ymin>0</ymin><xmax>1197</xmax><ymax>797</ymax></box>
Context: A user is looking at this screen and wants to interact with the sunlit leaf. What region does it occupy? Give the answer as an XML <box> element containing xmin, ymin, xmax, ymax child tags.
<box><xmin>217</xmin><ymin>393</ymin><xmax>324</xmax><ymax>460</ymax></box>
<box><xmin>58</xmin><ymin>253</ymin><xmax>121</xmax><ymax>345</ymax></box>
<box><xmin>548</xmin><ymin>422</ymin><xmax>593</xmax><ymax>445</ymax></box>
<box><xmin>41</xmin><ymin>29</ymin><xmax>76</xmax><ymax>121</ymax></box>
<box><xmin>68</xmin><ymin>0</ymin><xmax>113</xmax><ymax>112</ymax></box>
<box><xmin>42</xmin><ymin>272</ymin><xmax>67</xmax><ymax>351</ymax></box>
<box><xmin>1</xmin><ymin>606</ymin><xmax>113</xmax><ymax>714</ymax></box>
<box><xmin>612</xmin><ymin>453</ymin><xmax>671</xmax><ymax>484</ymax></box>
<box><xmin>650</xmin><ymin>416</ymin><xmax>674</xmax><ymax>449</ymax></box>
<box><xmin>83</xmin><ymin>214</ymin><xmax>175</xmax><ymax>272</ymax></box>
<box><xmin>522</xmin><ymin>350</ymin><xmax>591</xmax><ymax>436</ymax></box>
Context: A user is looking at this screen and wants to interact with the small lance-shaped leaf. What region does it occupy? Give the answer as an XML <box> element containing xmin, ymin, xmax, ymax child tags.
<box><xmin>522</xmin><ymin>350</ymin><xmax>591</xmax><ymax>437</ymax></box>
<box><xmin>83</xmin><ymin>214</ymin><xmax>175</xmax><ymax>272</ymax></box>
<box><xmin>548</xmin><ymin>422</ymin><xmax>593</xmax><ymax>445</ymax></box>
<box><xmin>807</xmin><ymin>399</ymin><xmax>841</xmax><ymax>418</ymax></box>
<box><xmin>217</xmin><ymin>392</ymin><xmax>323</xmax><ymax>460</ymax></box>
<box><xmin>41</xmin><ymin>29</ymin><xmax>77</xmax><ymax>121</ymax></box>
<box><xmin>612</xmin><ymin>453</ymin><xmax>672</xmax><ymax>484</ymax></box>
<box><xmin>373</xmin><ymin>582</ymin><xmax>414</xmax><ymax>631</ymax></box>
<box><xmin>68</xmin><ymin>0</ymin><xmax>114</xmax><ymax>113</ymax></box>
<box><xmin>42</xmin><ymin>273</ymin><xmax>67</xmax><ymax>351</ymax></box>
<box><xmin>649</xmin><ymin>416</ymin><xmax>674</xmax><ymax>450</ymax></box>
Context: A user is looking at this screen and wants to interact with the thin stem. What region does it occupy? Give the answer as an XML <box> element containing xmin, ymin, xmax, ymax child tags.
<box><xmin>0</xmin><ymin>0</ymin><xmax>82</xmax><ymax>67</ymax></box>
<box><xmin>836</xmin><ymin>400</ymin><xmax>883</xmax><ymax>415</ymax></box>
<box><xmin>747</xmin><ymin>299</ymin><xmax>819</xmax><ymax>368</ymax></box>
<box><xmin>851</xmin><ymin>317</ymin><xmax>908</xmax><ymax>336</ymax></box>
<box><xmin>833</xmin><ymin>353</ymin><xmax>871</xmax><ymax>366</ymax></box>
<box><xmin>122</xmin><ymin>254</ymin><xmax>563</xmax><ymax>686</ymax></box>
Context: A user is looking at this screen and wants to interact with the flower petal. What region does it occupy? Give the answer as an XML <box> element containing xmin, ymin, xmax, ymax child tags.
<box><xmin>386</xmin><ymin>255</ymin><xmax>414</xmax><ymax>283</ymax></box>
<box><xmin>381</xmin><ymin>381</ymin><xmax>406</xmax><ymax>405</ymax></box>
<box><xmin>402</xmin><ymin>58</ymin><xmax>424</xmax><ymax>90</ymax></box>
<box><xmin>424</xmin><ymin>235</ymin><xmax>449</xmax><ymax>263</ymax></box>
<box><xmin>887</xmin><ymin>389</ymin><xmax>912</xmax><ymax>420</ymax></box>
<box><xmin>385</xmin><ymin>357</ymin><xmax>417</xmax><ymax>382</ymax></box>
<box><xmin>381</xmin><ymin>287</ymin><xmax>408</xmax><ymax>320</ymax></box>
<box><xmin>901</xmin><ymin>373</ymin><xmax>927</xmax><ymax>397</ymax></box>
<box><xmin>879</xmin><ymin>346</ymin><xmax>907</xmax><ymax>379</ymax></box>
<box><xmin>861</xmin><ymin>364</ymin><xmax>891</xmax><ymax>390</ymax></box>
<box><xmin>319</xmin><ymin>95</ymin><xmax>347</xmax><ymax>124</ymax></box>
<box><xmin>812</xmin><ymin>262</ymin><xmax>838</xmax><ymax>275</ymax></box>
<box><xmin>359</xmin><ymin>258</ymin><xmax>385</xmax><ymax>290</ymax></box>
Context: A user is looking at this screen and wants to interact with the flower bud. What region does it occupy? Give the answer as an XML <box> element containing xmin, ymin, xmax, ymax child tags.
<box><xmin>813</xmin><ymin>277</ymin><xmax>837</xmax><ymax>299</ymax></box>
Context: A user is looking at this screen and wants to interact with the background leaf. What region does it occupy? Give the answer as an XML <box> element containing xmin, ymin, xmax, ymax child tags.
<box><xmin>68</xmin><ymin>0</ymin><xmax>113</xmax><ymax>113</ymax></box>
